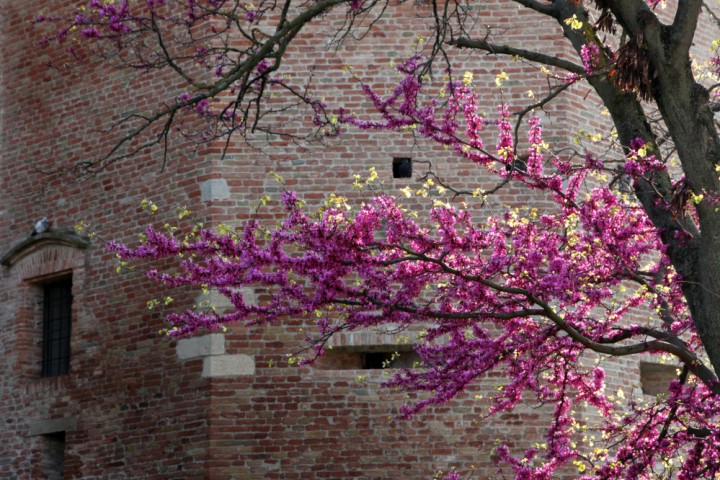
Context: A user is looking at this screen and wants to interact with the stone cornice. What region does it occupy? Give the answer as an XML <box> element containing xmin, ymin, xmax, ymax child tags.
<box><xmin>1</xmin><ymin>230</ymin><xmax>91</xmax><ymax>268</ymax></box>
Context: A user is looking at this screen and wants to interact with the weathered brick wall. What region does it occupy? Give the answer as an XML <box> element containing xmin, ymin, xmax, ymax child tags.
<box><xmin>1</xmin><ymin>2</ymin><xmax>214</xmax><ymax>478</ymax></box>
<box><xmin>1</xmin><ymin>1</ymin><xmax>709</xmax><ymax>479</ymax></box>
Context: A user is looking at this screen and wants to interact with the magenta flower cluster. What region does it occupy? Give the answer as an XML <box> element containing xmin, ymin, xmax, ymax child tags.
<box><xmin>581</xmin><ymin>43</ymin><xmax>601</xmax><ymax>75</ymax></box>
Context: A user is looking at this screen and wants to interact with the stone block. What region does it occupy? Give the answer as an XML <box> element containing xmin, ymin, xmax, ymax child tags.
<box><xmin>195</xmin><ymin>288</ymin><xmax>234</xmax><ymax>311</ymax></box>
<box><xmin>176</xmin><ymin>333</ymin><xmax>226</xmax><ymax>360</ymax></box>
<box><xmin>202</xmin><ymin>354</ymin><xmax>255</xmax><ymax>377</ymax></box>
<box><xmin>200</xmin><ymin>178</ymin><xmax>229</xmax><ymax>201</ymax></box>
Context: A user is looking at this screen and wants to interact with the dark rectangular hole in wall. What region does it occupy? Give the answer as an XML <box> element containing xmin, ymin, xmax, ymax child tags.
<box><xmin>392</xmin><ymin>157</ymin><xmax>412</xmax><ymax>178</ymax></box>
<box><xmin>315</xmin><ymin>346</ymin><xmax>421</xmax><ymax>370</ymax></box>
<box><xmin>639</xmin><ymin>362</ymin><xmax>680</xmax><ymax>396</ymax></box>
<box><xmin>41</xmin><ymin>432</ymin><xmax>65</xmax><ymax>480</ymax></box>
<box><xmin>363</xmin><ymin>351</ymin><xmax>398</xmax><ymax>369</ymax></box>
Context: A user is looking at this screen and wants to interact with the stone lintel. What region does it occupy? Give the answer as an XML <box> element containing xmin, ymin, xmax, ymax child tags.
<box><xmin>28</xmin><ymin>417</ymin><xmax>77</xmax><ymax>436</ymax></box>
<box><xmin>176</xmin><ymin>333</ymin><xmax>226</xmax><ymax>360</ymax></box>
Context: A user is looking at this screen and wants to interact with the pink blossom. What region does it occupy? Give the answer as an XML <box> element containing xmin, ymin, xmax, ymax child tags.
<box><xmin>581</xmin><ymin>43</ymin><xmax>601</xmax><ymax>74</ymax></box>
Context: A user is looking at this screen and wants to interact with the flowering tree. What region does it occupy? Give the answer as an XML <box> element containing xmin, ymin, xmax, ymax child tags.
<box><xmin>39</xmin><ymin>0</ymin><xmax>720</xmax><ymax>478</ymax></box>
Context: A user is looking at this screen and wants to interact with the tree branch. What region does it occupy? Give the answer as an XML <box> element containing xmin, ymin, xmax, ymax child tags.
<box><xmin>604</xmin><ymin>0</ymin><xmax>657</xmax><ymax>36</ymax></box>
<box><xmin>702</xmin><ymin>1</ymin><xmax>720</xmax><ymax>30</ymax></box>
<box><xmin>530</xmin><ymin>293</ymin><xmax>720</xmax><ymax>392</ymax></box>
<box><xmin>450</xmin><ymin>37</ymin><xmax>584</xmax><ymax>74</ymax></box>
<box><xmin>333</xmin><ymin>298</ymin><xmax>546</xmax><ymax>321</ymax></box>
<box><xmin>79</xmin><ymin>0</ymin><xmax>355</xmax><ymax>172</ymax></box>
<box><xmin>671</xmin><ymin>0</ymin><xmax>703</xmax><ymax>62</ymax></box>
<box><xmin>382</xmin><ymin>244</ymin><xmax>720</xmax><ymax>392</ymax></box>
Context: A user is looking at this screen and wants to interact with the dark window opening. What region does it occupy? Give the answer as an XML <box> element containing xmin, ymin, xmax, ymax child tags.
<box><xmin>315</xmin><ymin>346</ymin><xmax>422</xmax><ymax>370</ymax></box>
<box><xmin>40</xmin><ymin>432</ymin><xmax>65</xmax><ymax>480</ymax></box>
<box><xmin>639</xmin><ymin>361</ymin><xmax>679</xmax><ymax>396</ymax></box>
<box><xmin>41</xmin><ymin>278</ymin><xmax>72</xmax><ymax>377</ymax></box>
<box><xmin>363</xmin><ymin>351</ymin><xmax>400</xmax><ymax>369</ymax></box>
<box><xmin>392</xmin><ymin>157</ymin><xmax>412</xmax><ymax>178</ymax></box>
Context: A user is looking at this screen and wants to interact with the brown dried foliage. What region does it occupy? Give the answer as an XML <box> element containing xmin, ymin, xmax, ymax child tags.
<box><xmin>611</xmin><ymin>34</ymin><xmax>656</xmax><ymax>101</ymax></box>
<box><xmin>595</xmin><ymin>8</ymin><xmax>616</xmax><ymax>34</ymax></box>
<box><xmin>670</xmin><ymin>178</ymin><xmax>691</xmax><ymax>221</ymax></box>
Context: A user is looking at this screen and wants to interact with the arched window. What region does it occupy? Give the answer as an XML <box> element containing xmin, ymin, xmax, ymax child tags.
<box><xmin>1</xmin><ymin>230</ymin><xmax>89</xmax><ymax>378</ymax></box>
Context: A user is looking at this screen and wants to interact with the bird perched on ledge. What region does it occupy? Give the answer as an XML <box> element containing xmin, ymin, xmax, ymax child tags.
<box><xmin>31</xmin><ymin>217</ymin><xmax>50</xmax><ymax>236</ymax></box>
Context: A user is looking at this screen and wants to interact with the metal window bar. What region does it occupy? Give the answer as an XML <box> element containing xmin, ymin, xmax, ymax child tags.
<box><xmin>41</xmin><ymin>279</ymin><xmax>72</xmax><ymax>377</ymax></box>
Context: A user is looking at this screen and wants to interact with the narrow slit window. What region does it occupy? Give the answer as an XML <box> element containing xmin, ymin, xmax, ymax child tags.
<box><xmin>315</xmin><ymin>346</ymin><xmax>422</xmax><ymax>370</ymax></box>
<box><xmin>41</xmin><ymin>278</ymin><xmax>72</xmax><ymax>377</ymax></box>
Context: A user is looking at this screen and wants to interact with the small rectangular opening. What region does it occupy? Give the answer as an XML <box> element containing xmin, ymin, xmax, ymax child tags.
<box><xmin>315</xmin><ymin>346</ymin><xmax>421</xmax><ymax>370</ymax></box>
<box><xmin>639</xmin><ymin>362</ymin><xmax>680</xmax><ymax>396</ymax></box>
<box><xmin>392</xmin><ymin>157</ymin><xmax>412</xmax><ymax>178</ymax></box>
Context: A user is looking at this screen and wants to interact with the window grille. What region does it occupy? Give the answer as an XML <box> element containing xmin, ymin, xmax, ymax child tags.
<box><xmin>41</xmin><ymin>279</ymin><xmax>72</xmax><ymax>377</ymax></box>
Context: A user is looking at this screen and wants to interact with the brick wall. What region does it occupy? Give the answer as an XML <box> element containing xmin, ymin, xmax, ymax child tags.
<box><xmin>0</xmin><ymin>1</ymin><xmax>713</xmax><ymax>478</ymax></box>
